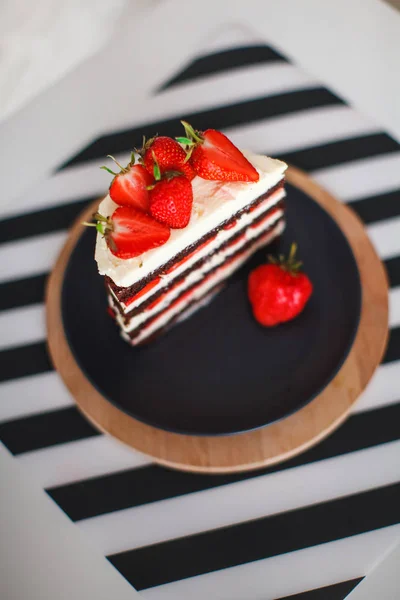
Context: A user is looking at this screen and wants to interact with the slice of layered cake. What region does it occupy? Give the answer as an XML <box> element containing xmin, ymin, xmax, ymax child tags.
<box><xmin>91</xmin><ymin>123</ymin><xmax>287</xmax><ymax>345</ymax></box>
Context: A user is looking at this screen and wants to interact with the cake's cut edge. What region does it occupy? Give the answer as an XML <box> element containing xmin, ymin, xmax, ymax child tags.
<box><xmin>95</xmin><ymin>151</ymin><xmax>287</xmax><ymax>289</ymax></box>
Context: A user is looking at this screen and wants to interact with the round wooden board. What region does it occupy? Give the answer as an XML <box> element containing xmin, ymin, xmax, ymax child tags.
<box><xmin>46</xmin><ymin>167</ymin><xmax>389</xmax><ymax>474</ymax></box>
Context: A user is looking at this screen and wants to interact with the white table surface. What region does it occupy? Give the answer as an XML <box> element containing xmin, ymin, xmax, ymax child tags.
<box><xmin>1</xmin><ymin>1</ymin><xmax>400</xmax><ymax>598</ymax></box>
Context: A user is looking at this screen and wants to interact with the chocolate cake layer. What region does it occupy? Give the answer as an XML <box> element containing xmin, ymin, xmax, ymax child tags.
<box><xmin>111</xmin><ymin>199</ymin><xmax>285</xmax><ymax>322</ymax></box>
<box><xmin>106</xmin><ymin>179</ymin><xmax>284</xmax><ymax>303</ymax></box>
<box><xmin>128</xmin><ymin>284</ymin><xmax>225</xmax><ymax>347</ymax></box>
<box><xmin>116</xmin><ymin>215</ymin><xmax>285</xmax><ymax>341</ymax></box>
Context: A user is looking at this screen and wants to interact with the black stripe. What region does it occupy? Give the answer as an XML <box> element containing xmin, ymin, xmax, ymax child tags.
<box><xmin>0</xmin><ymin>253</ymin><xmax>396</xmax><ymax>317</ymax></box>
<box><xmin>278</xmin><ymin>133</ymin><xmax>399</xmax><ymax>172</ymax></box>
<box><xmin>385</xmin><ymin>256</ymin><xmax>400</xmax><ymax>288</ymax></box>
<box><xmin>0</xmin><ymin>273</ymin><xmax>47</xmax><ymax>311</ymax></box>
<box><xmin>349</xmin><ymin>189</ymin><xmax>400</xmax><ymax>225</ymax></box>
<box><xmin>108</xmin><ymin>481</ymin><xmax>400</xmax><ymax>590</ymax></box>
<box><xmin>60</xmin><ymin>88</ymin><xmax>343</xmax><ymax>169</ymax></box>
<box><xmin>383</xmin><ymin>326</ymin><xmax>400</xmax><ymax>364</ymax></box>
<box><xmin>158</xmin><ymin>45</ymin><xmax>287</xmax><ymax>91</ymax></box>
<box><xmin>47</xmin><ymin>401</ymin><xmax>400</xmax><ymax>521</ymax></box>
<box><xmin>1</xmin><ymin>333</ymin><xmax>396</xmax><ymax>459</ymax></box>
<box><xmin>0</xmin><ymin>342</ymin><xmax>52</xmax><ymax>384</ymax></box>
<box><xmin>275</xmin><ymin>578</ymin><xmax>363</xmax><ymax>600</ymax></box>
<box><xmin>0</xmin><ymin>197</ymin><xmax>96</xmax><ymax>245</ymax></box>
<box><xmin>1</xmin><ymin>278</ymin><xmax>394</xmax><ymax>393</ymax></box>
<box><xmin>0</xmin><ymin>407</ymin><xmax>100</xmax><ymax>455</ymax></box>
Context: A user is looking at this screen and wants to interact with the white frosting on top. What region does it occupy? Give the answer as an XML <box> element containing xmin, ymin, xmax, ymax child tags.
<box><xmin>94</xmin><ymin>151</ymin><xmax>287</xmax><ymax>287</ymax></box>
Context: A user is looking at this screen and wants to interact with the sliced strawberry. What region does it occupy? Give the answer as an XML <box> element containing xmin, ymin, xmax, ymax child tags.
<box><xmin>177</xmin><ymin>121</ymin><xmax>259</xmax><ymax>182</ymax></box>
<box><xmin>142</xmin><ymin>136</ymin><xmax>196</xmax><ymax>181</ymax></box>
<box><xmin>149</xmin><ymin>175</ymin><xmax>193</xmax><ymax>229</ymax></box>
<box><xmin>93</xmin><ymin>207</ymin><xmax>170</xmax><ymax>259</ymax></box>
<box><xmin>102</xmin><ymin>155</ymin><xmax>153</xmax><ymax>211</ymax></box>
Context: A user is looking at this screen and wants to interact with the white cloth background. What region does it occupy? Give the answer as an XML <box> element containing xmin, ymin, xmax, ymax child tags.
<box><xmin>1</xmin><ymin>0</ymin><xmax>399</xmax><ymax>126</ymax></box>
<box><xmin>0</xmin><ymin>0</ymin><xmax>132</xmax><ymax>123</ymax></box>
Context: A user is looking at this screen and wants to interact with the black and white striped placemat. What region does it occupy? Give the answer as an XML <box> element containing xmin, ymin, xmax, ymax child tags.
<box><xmin>1</xmin><ymin>29</ymin><xmax>400</xmax><ymax>600</ymax></box>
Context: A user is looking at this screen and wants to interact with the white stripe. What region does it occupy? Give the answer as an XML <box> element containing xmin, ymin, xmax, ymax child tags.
<box><xmin>1</xmin><ymin>106</ymin><xmax>379</xmax><ymax>222</ymax></box>
<box><xmin>192</xmin><ymin>28</ymin><xmax>261</xmax><ymax>55</ymax></box>
<box><xmin>0</xmin><ymin>228</ymin><xmax>396</xmax><ymax>347</ymax></box>
<box><xmin>353</xmin><ymin>362</ymin><xmax>400</xmax><ymax>414</ymax></box>
<box><xmin>17</xmin><ymin>436</ymin><xmax>151</xmax><ymax>489</ymax></box>
<box><xmin>0</xmin><ymin>63</ymin><xmax>317</xmax><ymax>220</ymax></box>
<box><xmin>0</xmin><ymin>304</ymin><xmax>45</xmax><ymax>350</ymax></box>
<box><xmin>78</xmin><ymin>440</ymin><xmax>400</xmax><ymax>555</ymax></box>
<box><xmin>156</xmin><ymin>62</ymin><xmax>318</xmax><ymax>121</ymax></box>
<box><xmin>0</xmin><ymin>372</ymin><xmax>74</xmax><ymax>423</ymax></box>
<box><xmin>0</xmin><ymin>347</ymin><xmax>393</xmax><ymax>426</ymax></box>
<box><xmin>312</xmin><ymin>152</ymin><xmax>400</xmax><ymax>203</ymax></box>
<box><xmin>9</xmin><ymin>161</ymin><xmax>105</xmax><ymax>219</ymax></box>
<box><xmin>367</xmin><ymin>216</ymin><xmax>400</xmax><ymax>260</ymax></box>
<box><xmin>389</xmin><ymin>286</ymin><xmax>400</xmax><ymax>328</ymax></box>
<box><xmin>156</xmin><ymin>62</ymin><xmax>317</xmax><ymax>115</ymax></box>
<box><xmin>141</xmin><ymin>525</ymin><xmax>400</xmax><ymax>600</ymax></box>
<box><xmin>0</xmin><ymin>230</ymin><xmax>67</xmax><ymax>283</ymax></box>
<box><xmin>227</xmin><ymin>104</ymin><xmax>380</xmax><ymax>155</ymax></box>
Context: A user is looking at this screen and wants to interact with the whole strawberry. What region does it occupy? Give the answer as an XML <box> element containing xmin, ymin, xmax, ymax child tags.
<box><xmin>87</xmin><ymin>206</ymin><xmax>170</xmax><ymax>259</ymax></box>
<box><xmin>177</xmin><ymin>121</ymin><xmax>259</xmax><ymax>182</ymax></box>
<box><xmin>248</xmin><ymin>244</ymin><xmax>313</xmax><ymax>326</ymax></box>
<box><xmin>149</xmin><ymin>173</ymin><xmax>193</xmax><ymax>229</ymax></box>
<box><xmin>142</xmin><ymin>136</ymin><xmax>196</xmax><ymax>181</ymax></box>
<box><xmin>101</xmin><ymin>154</ymin><xmax>153</xmax><ymax>212</ymax></box>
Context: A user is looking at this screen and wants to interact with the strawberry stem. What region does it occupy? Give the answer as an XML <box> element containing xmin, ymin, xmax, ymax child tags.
<box><xmin>100</xmin><ymin>166</ymin><xmax>118</xmax><ymax>176</ymax></box>
<box><xmin>138</xmin><ymin>135</ymin><xmax>157</xmax><ymax>156</ymax></box>
<box><xmin>176</xmin><ymin>136</ymin><xmax>194</xmax><ymax>146</ymax></box>
<box><xmin>268</xmin><ymin>242</ymin><xmax>303</xmax><ymax>274</ymax></box>
<box><xmin>82</xmin><ymin>212</ymin><xmax>112</xmax><ymax>236</ymax></box>
<box><xmin>176</xmin><ymin>136</ymin><xmax>196</xmax><ymax>163</ymax></box>
<box><xmin>152</xmin><ymin>152</ymin><xmax>161</xmax><ymax>181</ymax></box>
<box><xmin>180</xmin><ymin>121</ymin><xmax>203</xmax><ymax>145</ymax></box>
<box><xmin>164</xmin><ymin>170</ymin><xmax>184</xmax><ymax>180</ymax></box>
<box><xmin>289</xmin><ymin>242</ymin><xmax>297</xmax><ymax>262</ymax></box>
<box><xmin>106</xmin><ymin>155</ymin><xmax>129</xmax><ymax>174</ymax></box>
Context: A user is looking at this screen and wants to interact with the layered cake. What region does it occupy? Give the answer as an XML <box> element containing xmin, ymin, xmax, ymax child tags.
<box><xmin>91</xmin><ymin>124</ymin><xmax>287</xmax><ymax>345</ymax></box>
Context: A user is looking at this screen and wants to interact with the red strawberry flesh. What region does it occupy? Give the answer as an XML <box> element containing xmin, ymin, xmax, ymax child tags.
<box><xmin>109</xmin><ymin>164</ymin><xmax>153</xmax><ymax>211</ymax></box>
<box><xmin>180</xmin><ymin>121</ymin><xmax>259</xmax><ymax>182</ymax></box>
<box><xmin>200</xmin><ymin>130</ymin><xmax>259</xmax><ymax>181</ymax></box>
<box><xmin>105</xmin><ymin>206</ymin><xmax>170</xmax><ymax>259</ymax></box>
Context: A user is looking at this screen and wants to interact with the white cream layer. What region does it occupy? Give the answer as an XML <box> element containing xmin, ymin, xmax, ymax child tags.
<box><xmin>119</xmin><ymin>219</ymin><xmax>285</xmax><ymax>345</ymax></box>
<box><xmin>95</xmin><ymin>151</ymin><xmax>287</xmax><ymax>288</ymax></box>
<box><xmin>175</xmin><ymin>287</ymin><xmax>222</xmax><ymax>324</ymax></box>
<box><xmin>115</xmin><ymin>207</ymin><xmax>284</xmax><ymax>333</ymax></box>
<box><xmin>113</xmin><ymin>186</ymin><xmax>285</xmax><ymax>313</ymax></box>
<box><xmin>120</xmin><ymin>286</ymin><xmax>223</xmax><ymax>346</ymax></box>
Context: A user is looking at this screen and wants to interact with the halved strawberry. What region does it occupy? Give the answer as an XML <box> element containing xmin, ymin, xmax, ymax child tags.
<box><xmin>141</xmin><ymin>136</ymin><xmax>196</xmax><ymax>181</ymax></box>
<box><xmin>149</xmin><ymin>174</ymin><xmax>193</xmax><ymax>229</ymax></box>
<box><xmin>91</xmin><ymin>206</ymin><xmax>170</xmax><ymax>259</ymax></box>
<box><xmin>101</xmin><ymin>154</ymin><xmax>153</xmax><ymax>211</ymax></box>
<box><xmin>177</xmin><ymin>121</ymin><xmax>259</xmax><ymax>182</ymax></box>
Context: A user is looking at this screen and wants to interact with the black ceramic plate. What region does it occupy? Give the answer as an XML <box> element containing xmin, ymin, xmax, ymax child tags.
<box><xmin>62</xmin><ymin>184</ymin><xmax>362</xmax><ymax>436</ymax></box>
